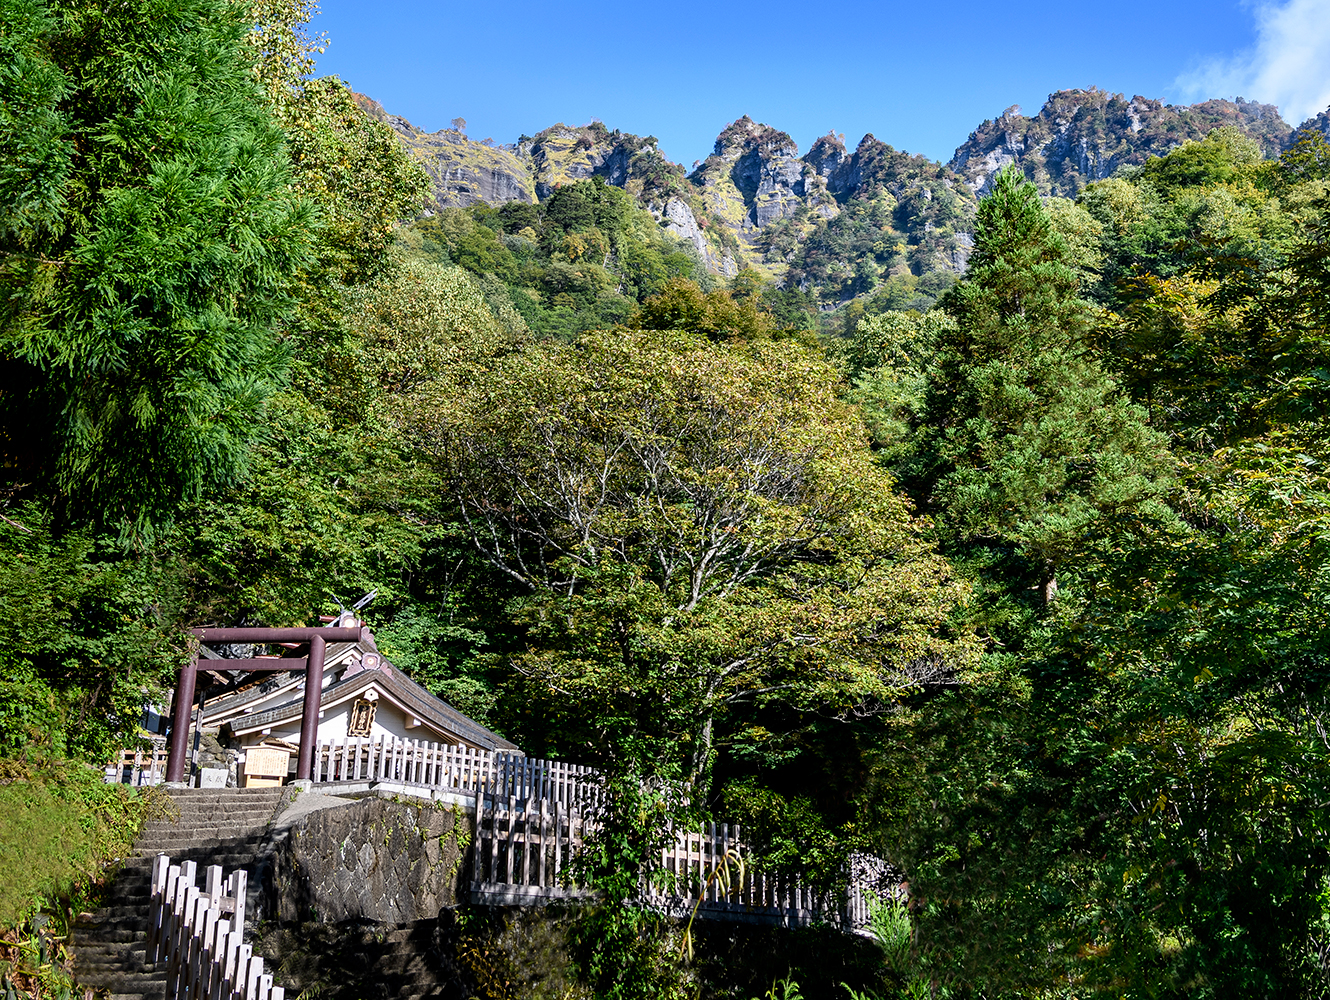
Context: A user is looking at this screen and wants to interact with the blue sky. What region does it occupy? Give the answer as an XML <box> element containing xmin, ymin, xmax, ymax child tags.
<box><xmin>309</xmin><ymin>0</ymin><xmax>1330</xmax><ymax>168</ymax></box>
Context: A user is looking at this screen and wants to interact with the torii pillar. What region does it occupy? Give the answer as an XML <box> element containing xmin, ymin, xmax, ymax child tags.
<box><xmin>165</xmin><ymin>626</ymin><xmax>364</xmax><ymax>785</ymax></box>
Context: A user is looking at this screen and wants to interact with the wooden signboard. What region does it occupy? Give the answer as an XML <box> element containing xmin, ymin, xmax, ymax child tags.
<box><xmin>347</xmin><ymin>698</ymin><xmax>377</xmax><ymax>738</ymax></box>
<box><xmin>243</xmin><ymin>746</ymin><xmax>291</xmax><ymax>788</ymax></box>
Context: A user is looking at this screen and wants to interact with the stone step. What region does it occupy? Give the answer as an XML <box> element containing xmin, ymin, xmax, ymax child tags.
<box><xmin>105</xmin><ymin>876</ymin><xmax>152</xmax><ymax>890</ymax></box>
<box><xmin>167</xmin><ymin>788</ymin><xmax>284</xmax><ymax>798</ymax></box>
<box><xmin>133</xmin><ymin>848</ymin><xmax>259</xmax><ymax>860</ymax></box>
<box><xmin>73</xmin><ymin>956</ymin><xmax>151</xmax><ymax>971</ymax></box>
<box><xmin>73</xmin><ymin>959</ymin><xmax>154</xmax><ymax>974</ymax></box>
<box><xmin>73</xmin><ymin>956</ymin><xmax>152</xmax><ymax>969</ymax></box>
<box><xmin>77</xmin><ymin>913</ymin><xmax>151</xmax><ymax>928</ymax></box>
<box><xmin>118</xmin><ymin>858</ymin><xmax>262</xmax><ymax>875</ymax></box>
<box><xmin>134</xmin><ymin>838</ymin><xmax>265</xmax><ymax>851</ymax></box>
<box><xmin>155</xmin><ymin>810</ymin><xmax>278</xmax><ymax>822</ymax></box>
<box><xmin>156</xmin><ymin>799</ymin><xmax>281</xmax><ymax>811</ymax></box>
<box><xmin>136</xmin><ymin>834</ymin><xmax>269</xmax><ymax>846</ymax></box>
<box><xmin>164</xmin><ymin>798</ymin><xmax>282</xmax><ymax>811</ymax></box>
<box><xmin>69</xmin><ymin>788</ymin><xmax>288</xmax><ymax>1000</ymax></box>
<box><xmin>140</xmin><ymin>817</ymin><xmax>276</xmax><ymax>831</ymax></box>
<box><xmin>78</xmin><ymin>974</ymin><xmax>169</xmax><ymax>990</ymax></box>
<box><xmin>132</xmin><ymin>842</ymin><xmax>268</xmax><ymax>853</ymax></box>
<box><xmin>143</xmin><ymin>814</ymin><xmax>275</xmax><ymax>826</ymax></box>
<box><xmin>135</xmin><ymin>832</ymin><xmax>269</xmax><ymax>844</ymax></box>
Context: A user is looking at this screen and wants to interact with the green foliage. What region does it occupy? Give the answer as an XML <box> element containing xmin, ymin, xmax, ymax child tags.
<box><xmin>843</xmin><ymin>310</ymin><xmax>953</xmax><ymax>463</ymax></box>
<box><xmin>752</xmin><ymin>978</ymin><xmax>803</xmax><ymax>1000</ymax></box>
<box><xmin>0</xmin><ymin>506</ymin><xmax>183</xmax><ymax>762</ymax></box>
<box><xmin>11</xmin><ymin>6</ymin><xmax>1330</xmax><ymax>994</ymax></box>
<box><xmin>179</xmin><ymin>248</ymin><xmax>515</xmax><ymax>628</ymax></box>
<box><xmin>430</xmin><ymin>327</ymin><xmax>976</xmax><ymax>784</ymax></box>
<box><xmin>720</xmin><ymin>782</ymin><xmax>850</xmax><ymax>893</ymax></box>
<box><xmin>245</xmin><ymin>0</ymin><xmax>427</xmax><ymax>285</ymax></box>
<box><xmin>1137</xmin><ymin>125</ymin><xmax>1264</xmax><ymax>194</ymax></box>
<box><xmin>630</xmin><ymin>276</ymin><xmax>775</xmax><ymax>341</ymax></box>
<box><xmin>0</xmin><ymin>0</ymin><xmax>315</xmax><ymax>534</ymax></box>
<box><xmin>872</xmin><ymin>141</ymin><xmax>1330</xmax><ymax>997</ymax></box>
<box><xmin>0</xmin><ymin>747</ymin><xmax>172</xmax><ymax>928</ymax></box>
<box><xmin>370</xmin><ymin>602</ymin><xmax>496</xmax><ymax>723</ymax></box>
<box><xmin>407</xmin><ymin>177</ymin><xmax>701</xmax><ymax>339</ymax></box>
<box><xmin>278</xmin><ymin>76</ymin><xmax>429</xmax><ymax>283</ymax></box>
<box><xmin>0</xmin><ymin>0</ymin><xmax>69</xmax><ymax>240</ymax></box>
<box><xmin>925</xmin><ymin>166</ymin><xmax>1173</xmax><ymax>601</ymax></box>
<box><xmin>759</xmin><ymin>192</ymin><xmax>962</xmax><ymax>314</ymax></box>
<box><xmin>862</xmin><ymin>894</ymin><xmax>912</xmax><ymax>976</ymax></box>
<box><xmin>567</xmin><ymin>762</ymin><xmax>692</xmax><ymax>1000</ymax></box>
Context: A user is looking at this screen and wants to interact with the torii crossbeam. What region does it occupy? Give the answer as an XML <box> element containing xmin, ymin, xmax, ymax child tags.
<box><xmin>165</xmin><ymin>626</ymin><xmax>366</xmax><ymax>784</ymax></box>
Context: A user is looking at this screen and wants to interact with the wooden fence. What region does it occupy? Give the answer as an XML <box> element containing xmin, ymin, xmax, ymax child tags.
<box><xmin>136</xmin><ymin>738</ymin><xmax>885</xmax><ymax>936</ymax></box>
<box><xmin>310</xmin><ymin>738</ymin><xmax>601</xmax><ymax>808</ymax></box>
<box><xmin>105</xmin><ymin>739</ymin><xmax>169</xmax><ymax>786</ymax></box>
<box><xmin>471</xmin><ymin>793</ymin><xmax>880</xmax><ymax>931</ymax></box>
<box><xmin>147</xmin><ymin>854</ymin><xmax>282</xmax><ymax>1000</ymax></box>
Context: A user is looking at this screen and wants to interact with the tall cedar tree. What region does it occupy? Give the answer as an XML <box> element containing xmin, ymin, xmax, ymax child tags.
<box><xmin>0</xmin><ymin>0</ymin><xmax>313</xmax><ymax>534</ymax></box>
<box><xmin>929</xmin><ymin>166</ymin><xmax>1170</xmax><ymax>603</ymax></box>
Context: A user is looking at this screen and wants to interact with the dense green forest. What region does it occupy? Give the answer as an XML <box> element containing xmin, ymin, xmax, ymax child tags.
<box><xmin>3</xmin><ymin>0</ymin><xmax>1330</xmax><ymax>997</ymax></box>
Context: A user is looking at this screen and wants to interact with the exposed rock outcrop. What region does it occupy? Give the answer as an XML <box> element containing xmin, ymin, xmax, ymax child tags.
<box><xmin>690</xmin><ymin>117</ymin><xmax>807</xmax><ymax>239</ymax></box>
<box><xmin>352</xmin><ymin>87</ymin><xmax>1301</xmax><ymax>286</ymax></box>
<box><xmin>522</xmin><ymin>122</ymin><xmax>648</xmax><ymax>200</ymax></box>
<box><xmin>353</xmin><ymin>94</ymin><xmax>536</xmax><ymax>210</ymax></box>
<box><xmin>1291</xmin><ymin>105</ymin><xmax>1330</xmax><ymax>145</ymax></box>
<box><xmin>949</xmin><ymin>89</ymin><xmax>1293</xmax><ymax>197</ymax></box>
<box><xmin>407</xmin><ymin>130</ymin><xmax>536</xmax><ymax>209</ymax></box>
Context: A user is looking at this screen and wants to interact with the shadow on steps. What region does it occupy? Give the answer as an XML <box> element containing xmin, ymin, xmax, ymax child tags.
<box><xmin>252</xmin><ymin>914</ymin><xmax>471</xmax><ymax>1000</ymax></box>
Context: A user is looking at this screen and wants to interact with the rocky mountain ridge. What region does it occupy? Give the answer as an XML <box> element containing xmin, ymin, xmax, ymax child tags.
<box><xmin>948</xmin><ymin>89</ymin><xmax>1294</xmax><ymax>197</ymax></box>
<box><xmin>359</xmin><ymin>89</ymin><xmax>1326</xmax><ymax>279</ymax></box>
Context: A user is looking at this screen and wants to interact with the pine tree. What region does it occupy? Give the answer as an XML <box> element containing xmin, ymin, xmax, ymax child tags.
<box><xmin>0</xmin><ymin>0</ymin><xmax>314</xmax><ymax>534</ymax></box>
<box><xmin>927</xmin><ymin>166</ymin><xmax>1170</xmax><ymax>603</ymax></box>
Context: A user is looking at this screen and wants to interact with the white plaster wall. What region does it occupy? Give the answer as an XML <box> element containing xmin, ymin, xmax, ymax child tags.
<box><xmin>236</xmin><ymin>694</ymin><xmax>453</xmax><ymax>749</ymax></box>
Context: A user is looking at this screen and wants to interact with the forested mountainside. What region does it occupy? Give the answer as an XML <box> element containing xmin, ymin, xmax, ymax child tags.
<box><xmin>362</xmin><ymin>87</ymin><xmax>1321</xmax><ymax>325</ymax></box>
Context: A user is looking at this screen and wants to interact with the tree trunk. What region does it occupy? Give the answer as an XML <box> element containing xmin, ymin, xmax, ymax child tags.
<box><xmin>687</xmin><ymin>714</ymin><xmax>715</xmax><ymax>795</ymax></box>
<box><xmin>1040</xmin><ymin>563</ymin><xmax>1058</xmax><ymax>606</ymax></box>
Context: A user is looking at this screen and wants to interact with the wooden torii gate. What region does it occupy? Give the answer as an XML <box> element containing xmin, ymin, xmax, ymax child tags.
<box><xmin>165</xmin><ymin>626</ymin><xmax>365</xmax><ymax>785</ymax></box>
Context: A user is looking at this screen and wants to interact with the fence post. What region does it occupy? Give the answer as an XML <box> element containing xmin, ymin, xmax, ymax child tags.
<box><xmin>538</xmin><ymin>798</ymin><xmax>550</xmax><ymax>888</ymax></box>
<box><xmin>231</xmin><ymin>868</ymin><xmax>248</xmax><ymax>932</ymax></box>
<box><xmin>148</xmin><ymin>855</ymin><xmax>169</xmax><ymax>960</ymax></box>
<box><xmin>231</xmin><ymin>944</ymin><xmax>251</xmax><ymax>1000</ymax></box>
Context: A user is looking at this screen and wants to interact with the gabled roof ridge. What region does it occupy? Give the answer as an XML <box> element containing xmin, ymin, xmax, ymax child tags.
<box><xmin>221</xmin><ymin>653</ymin><xmax>519</xmax><ymax>753</ymax></box>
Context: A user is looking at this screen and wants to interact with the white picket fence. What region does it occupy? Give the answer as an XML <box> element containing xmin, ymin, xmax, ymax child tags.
<box><xmin>471</xmin><ymin>793</ymin><xmax>884</xmax><ymax>932</ymax></box>
<box><xmin>148</xmin><ymin>855</ymin><xmax>281</xmax><ymax>1000</ymax></box>
<box><xmin>310</xmin><ymin>738</ymin><xmax>601</xmax><ymax>808</ymax></box>
<box><xmin>165</xmin><ymin>738</ymin><xmax>888</xmax><ymax>935</ymax></box>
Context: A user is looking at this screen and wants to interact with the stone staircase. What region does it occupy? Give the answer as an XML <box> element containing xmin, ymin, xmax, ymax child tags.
<box><xmin>72</xmin><ymin>787</ymin><xmax>288</xmax><ymax>1000</ymax></box>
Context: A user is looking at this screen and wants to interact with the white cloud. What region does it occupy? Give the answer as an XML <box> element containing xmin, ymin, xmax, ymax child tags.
<box><xmin>1175</xmin><ymin>0</ymin><xmax>1330</xmax><ymax>126</ymax></box>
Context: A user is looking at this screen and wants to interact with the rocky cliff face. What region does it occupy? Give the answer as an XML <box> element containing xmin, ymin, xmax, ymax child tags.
<box><xmin>353</xmin><ymin>94</ymin><xmax>536</xmax><ymax>210</ymax></box>
<box><xmin>522</xmin><ymin>122</ymin><xmax>666</xmax><ymax>200</ymax></box>
<box><xmin>358</xmin><ymin>87</ymin><xmax>1306</xmax><ymax>284</ymax></box>
<box><xmin>689</xmin><ymin>117</ymin><xmax>812</xmax><ymax>242</ymax></box>
<box><xmin>1292</xmin><ymin>105</ymin><xmax>1330</xmax><ymax>144</ymax></box>
<box><xmin>520</xmin><ymin>122</ymin><xmax>732</xmax><ymax>272</ymax></box>
<box><xmin>949</xmin><ymin>89</ymin><xmax>1292</xmax><ymax>196</ymax></box>
<box><xmin>351</xmin><ymin>102</ymin><xmax>730</xmax><ymax>272</ymax></box>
